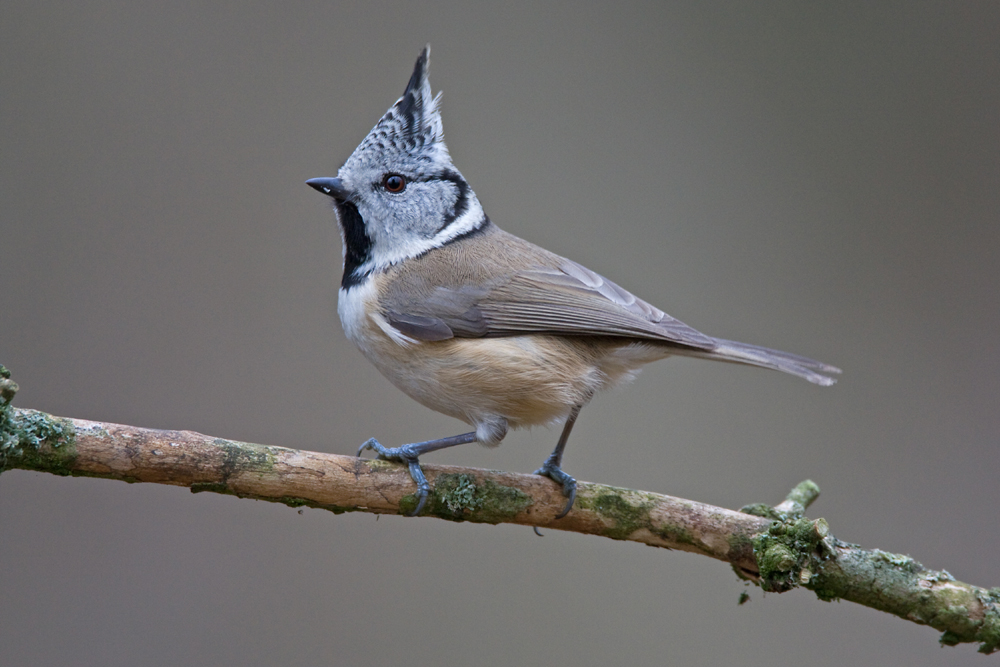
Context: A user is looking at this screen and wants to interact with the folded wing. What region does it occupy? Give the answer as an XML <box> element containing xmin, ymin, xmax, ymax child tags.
<box><xmin>381</xmin><ymin>247</ymin><xmax>840</xmax><ymax>386</ymax></box>
<box><xmin>385</xmin><ymin>257</ymin><xmax>716</xmax><ymax>350</ymax></box>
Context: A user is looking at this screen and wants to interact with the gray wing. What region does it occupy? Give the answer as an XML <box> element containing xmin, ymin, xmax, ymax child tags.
<box><xmin>385</xmin><ymin>257</ymin><xmax>718</xmax><ymax>350</ymax></box>
<box><xmin>382</xmin><ymin>249</ymin><xmax>840</xmax><ymax>385</ymax></box>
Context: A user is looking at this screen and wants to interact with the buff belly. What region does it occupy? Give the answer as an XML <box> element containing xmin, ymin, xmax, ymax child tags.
<box><xmin>338</xmin><ymin>281</ymin><xmax>671</xmax><ymax>444</ymax></box>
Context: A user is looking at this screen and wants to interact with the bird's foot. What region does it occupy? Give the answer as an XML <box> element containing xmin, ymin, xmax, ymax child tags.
<box><xmin>357</xmin><ymin>438</ymin><xmax>432</xmax><ymax>516</ymax></box>
<box><xmin>533</xmin><ymin>460</ymin><xmax>577</xmax><ymax>519</ymax></box>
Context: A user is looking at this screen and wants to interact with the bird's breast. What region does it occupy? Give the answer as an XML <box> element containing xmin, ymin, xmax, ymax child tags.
<box><xmin>337</xmin><ymin>282</ymin><xmax>370</xmax><ymax>345</ymax></box>
<box><xmin>336</xmin><ymin>283</ymin><xmax>666</xmax><ymax>429</ymax></box>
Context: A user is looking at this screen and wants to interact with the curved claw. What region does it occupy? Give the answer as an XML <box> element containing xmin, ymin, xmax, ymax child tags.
<box><xmin>534</xmin><ymin>463</ymin><xmax>577</xmax><ymax>519</ymax></box>
<box><xmin>555</xmin><ymin>481</ymin><xmax>577</xmax><ymax>519</ymax></box>
<box><xmin>357</xmin><ymin>437</ymin><xmax>382</xmax><ymax>458</ymax></box>
<box><xmin>403</xmin><ymin>457</ymin><xmax>431</xmax><ymax>516</ymax></box>
<box><xmin>355</xmin><ymin>432</ymin><xmax>478</xmax><ymax>518</ymax></box>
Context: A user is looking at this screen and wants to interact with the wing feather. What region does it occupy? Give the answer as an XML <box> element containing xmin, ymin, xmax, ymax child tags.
<box><xmin>382</xmin><ymin>253</ymin><xmax>716</xmax><ymax>350</ymax></box>
<box><xmin>375</xmin><ymin>226</ymin><xmax>838</xmax><ymax>384</ymax></box>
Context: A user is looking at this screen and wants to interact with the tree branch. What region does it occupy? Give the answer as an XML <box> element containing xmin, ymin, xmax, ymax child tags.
<box><xmin>1</xmin><ymin>395</ymin><xmax>998</xmax><ymax>653</ymax></box>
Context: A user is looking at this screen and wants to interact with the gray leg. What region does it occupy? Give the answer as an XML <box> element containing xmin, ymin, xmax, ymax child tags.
<box><xmin>534</xmin><ymin>405</ymin><xmax>582</xmax><ymax>519</ymax></box>
<box><xmin>358</xmin><ymin>432</ymin><xmax>477</xmax><ymax>516</ymax></box>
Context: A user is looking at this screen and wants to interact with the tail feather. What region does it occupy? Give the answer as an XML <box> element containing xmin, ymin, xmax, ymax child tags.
<box><xmin>677</xmin><ymin>338</ymin><xmax>841</xmax><ymax>386</ymax></box>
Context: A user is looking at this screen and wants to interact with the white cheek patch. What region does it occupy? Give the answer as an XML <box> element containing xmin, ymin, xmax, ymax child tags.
<box><xmin>368</xmin><ymin>195</ymin><xmax>487</xmax><ymax>271</ymax></box>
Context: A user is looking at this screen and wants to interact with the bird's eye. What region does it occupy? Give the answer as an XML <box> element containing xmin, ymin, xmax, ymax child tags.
<box><xmin>383</xmin><ymin>174</ymin><xmax>406</xmax><ymax>193</ymax></box>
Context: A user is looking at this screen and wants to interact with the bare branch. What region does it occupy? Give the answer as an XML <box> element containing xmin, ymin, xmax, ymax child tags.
<box><xmin>2</xmin><ymin>402</ymin><xmax>998</xmax><ymax>654</ymax></box>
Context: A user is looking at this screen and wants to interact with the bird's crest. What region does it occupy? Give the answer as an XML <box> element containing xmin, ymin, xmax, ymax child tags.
<box><xmin>353</xmin><ymin>45</ymin><xmax>449</xmax><ymax>166</ymax></box>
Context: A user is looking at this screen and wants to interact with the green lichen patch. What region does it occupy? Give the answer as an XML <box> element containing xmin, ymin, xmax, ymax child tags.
<box><xmin>973</xmin><ymin>588</ymin><xmax>1000</xmax><ymax>654</ymax></box>
<box><xmin>726</xmin><ymin>531</ymin><xmax>758</xmax><ymax>564</ymax></box>
<box><xmin>0</xmin><ymin>397</ymin><xmax>17</xmax><ymax>467</ymax></box>
<box><xmin>0</xmin><ymin>364</ymin><xmax>18</xmax><ymax>403</ymax></box>
<box><xmin>741</xmin><ymin>480</ymin><xmax>821</xmax><ymax>521</ymax></box>
<box><xmin>398</xmin><ymin>493</ymin><xmax>421</xmax><ymax>516</ymax></box>
<box><xmin>440</xmin><ymin>474</ymin><xmax>483</xmax><ymax>514</ymax></box>
<box><xmin>363</xmin><ymin>459</ymin><xmax>401</xmax><ymax>473</ymax></box>
<box><xmin>422</xmin><ymin>474</ymin><xmax>532</xmax><ymax>523</ymax></box>
<box><xmin>752</xmin><ymin>517</ymin><xmax>831</xmax><ymax>593</ymax></box>
<box><xmin>653</xmin><ymin>521</ymin><xmax>696</xmax><ymax>548</ymax></box>
<box><xmin>938</xmin><ymin>631</ymin><xmax>962</xmax><ymax>647</ymax></box>
<box><xmin>783</xmin><ymin>479</ymin><xmax>821</xmax><ymax>516</ymax></box>
<box><xmin>739</xmin><ymin>503</ymin><xmax>783</xmax><ymax>520</ymax></box>
<box><xmin>802</xmin><ymin>540</ymin><xmax>996</xmax><ymax>650</ymax></box>
<box><xmin>215</xmin><ymin>439</ymin><xmax>278</xmax><ymax>481</ymax></box>
<box><xmin>14</xmin><ymin>410</ymin><xmax>75</xmax><ymax>450</ymax></box>
<box><xmin>935</xmin><ymin>590</ymin><xmax>999</xmax><ymax>653</ymax></box>
<box><xmin>1</xmin><ymin>407</ymin><xmax>77</xmax><ymax>473</ymax></box>
<box><xmin>871</xmin><ymin>549</ymin><xmax>921</xmax><ymax>574</ymax></box>
<box><xmin>576</xmin><ymin>490</ymin><xmax>655</xmax><ymax>541</ymax></box>
<box><xmin>811</xmin><ymin>543</ymin><xmax>931</xmax><ymax>609</ymax></box>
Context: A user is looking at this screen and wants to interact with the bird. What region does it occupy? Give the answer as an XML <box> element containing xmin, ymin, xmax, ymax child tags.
<box><xmin>306</xmin><ymin>45</ymin><xmax>839</xmax><ymax>518</ymax></box>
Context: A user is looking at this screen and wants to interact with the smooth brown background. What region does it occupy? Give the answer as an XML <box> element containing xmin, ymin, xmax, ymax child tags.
<box><xmin>2</xmin><ymin>2</ymin><xmax>998</xmax><ymax>665</ymax></box>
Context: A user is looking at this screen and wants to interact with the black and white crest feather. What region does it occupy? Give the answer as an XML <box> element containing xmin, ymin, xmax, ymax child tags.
<box><xmin>333</xmin><ymin>45</ymin><xmax>488</xmax><ymax>282</ymax></box>
<box><xmin>357</xmin><ymin>46</ymin><xmax>447</xmax><ymax>162</ymax></box>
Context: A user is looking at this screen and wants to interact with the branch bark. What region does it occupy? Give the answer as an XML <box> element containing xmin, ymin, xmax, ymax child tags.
<box><xmin>2</xmin><ymin>402</ymin><xmax>998</xmax><ymax>654</ymax></box>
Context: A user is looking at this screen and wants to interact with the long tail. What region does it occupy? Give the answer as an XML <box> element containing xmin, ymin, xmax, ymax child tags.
<box><xmin>676</xmin><ymin>338</ymin><xmax>841</xmax><ymax>386</ymax></box>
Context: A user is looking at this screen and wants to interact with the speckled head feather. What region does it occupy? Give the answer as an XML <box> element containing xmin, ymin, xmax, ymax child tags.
<box><xmin>346</xmin><ymin>45</ymin><xmax>451</xmax><ymax>178</ymax></box>
<box><xmin>333</xmin><ymin>45</ymin><xmax>488</xmax><ymax>281</ymax></box>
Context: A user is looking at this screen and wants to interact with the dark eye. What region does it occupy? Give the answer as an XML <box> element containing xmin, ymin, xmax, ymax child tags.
<box><xmin>383</xmin><ymin>174</ymin><xmax>406</xmax><ymax>193</ymax></box>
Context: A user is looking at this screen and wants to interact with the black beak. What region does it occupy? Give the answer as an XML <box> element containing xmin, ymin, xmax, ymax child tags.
<box><xmin>306</xmin><ymin>177</ymin><xmax>350</xmax><ymax>200</ymax></box>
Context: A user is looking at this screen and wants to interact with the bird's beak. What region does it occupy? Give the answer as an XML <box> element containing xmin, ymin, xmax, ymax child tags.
<box><xmin>306</xmin><ymin>177</ymin><xmax>350</xmax><ymax>200</ymax></box>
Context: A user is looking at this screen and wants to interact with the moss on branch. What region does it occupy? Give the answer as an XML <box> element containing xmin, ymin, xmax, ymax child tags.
<box><xmin>739</xmin><ymin>486</ymin><xmax>1000</xmax><ymax>654</ymax></box>
<box><xmin>1</xmin><ymin>363</ymin><xmax>996</xmax><ymax>653</ymax></box>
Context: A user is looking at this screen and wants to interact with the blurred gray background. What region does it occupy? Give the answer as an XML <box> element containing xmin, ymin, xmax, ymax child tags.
<box><xmin>3</xmin><ymin>2</ymin><xmax>998</xmax><ymax>665</ymax></box>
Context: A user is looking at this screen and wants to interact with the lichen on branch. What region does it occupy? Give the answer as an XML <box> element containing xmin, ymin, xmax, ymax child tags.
<box><xmin>0</xmin><ymin>374</ymin><xmax>996</xmax><ymax>653</ymax></box>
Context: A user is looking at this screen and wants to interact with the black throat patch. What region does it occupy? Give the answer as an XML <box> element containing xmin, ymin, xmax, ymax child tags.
<box><xmin>335</xmin><ymin>200</ymin><xmax>373</xmax><ymax>289</ymax></box>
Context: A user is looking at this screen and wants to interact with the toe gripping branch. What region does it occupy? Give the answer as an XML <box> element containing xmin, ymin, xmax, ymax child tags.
<box><xmin>357</xmin><ymin>432</ymin><xmax>477</xmax><ymax>516</ymax></box>
<box><xmin>356</xmin><ymin>405</ymin><xmax>585</xmax><ymax>520</ymax></box>
<box><xmin>533</xmin><ymin>455</ymin><xmax>577</xmax><ymax>519</ymax></box>
<box><xmin>533</xmin><ymin>403</ymin><xmax>583</xmax><ymax>519</ymax></box>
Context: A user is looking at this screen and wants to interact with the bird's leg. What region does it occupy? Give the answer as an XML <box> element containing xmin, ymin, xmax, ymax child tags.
<box><xmin>534</xmin><ymin>404</ymin><xmax>582</xmax><ymax>519</ymax></box>
<box><xmin>357</xmin><ymin>432</ymin><xmax>477</xmax><ymax>516</ymax></box>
